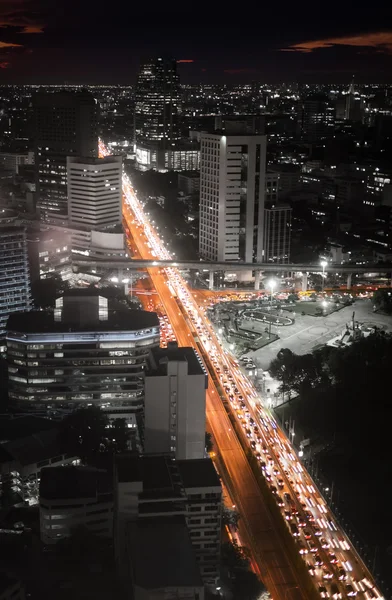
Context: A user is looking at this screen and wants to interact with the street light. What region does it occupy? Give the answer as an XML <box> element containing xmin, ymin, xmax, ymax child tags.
<box><xmin>267</xmin><ymin>279</ymin><xmax>276</xmax><ymax>304</ymax></box>
<box><xmin>321</xmin><ymin>260</ymin><xmax>327</xmax><ymax>294</ymax></box>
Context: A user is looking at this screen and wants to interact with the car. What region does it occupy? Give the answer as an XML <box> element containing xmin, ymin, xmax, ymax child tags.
<box><xmin>313</xmin><ymin>525</ymin><xmax>322</xmax><ymax>536</ymax></box>
<box><xmin>314</xmin><ymin>554</ymin><xmax>323</xmax><ymax>566</ymax></box>
<box><xmin>289</xmin><ymin>523</ymin><xmax>300</xmax><ymax>537</ymax></box>
<box><xmin>264</xmin><ymin>470</ymin><xmax>272</xmax><ymax>482</ymax></box>
<box><xmin>269</xmin><ymin>485</ymin><xmax>278</xmax><ymax>495</ymax></box>
<box><xmin>250</xmin><ymin>440</ymin><xmax>256</xmax><ymax>450</ymax></box>
<box><xmin>306</xmin><ymin>561</ymin><xmax>315</xmax><ymax>576</ymax></box>
<box><xmin>303</xmin><ymin>529</ymin><xmax>312</xmax><ymax>540</ymax></box>
<box><xmin>297</xmin><ymin>517</ymin><xmax>306</xmax><ymax>528</ymax></box>
<box><xmin>297</xmin><ymin>541</ymin><xmax>308</xmax><ymax>555</ymax></box>
<box><xmin>322</xmin><ymin>568</ymin><xmax>333</xmax><ymax>580</ymax></box>
<box><xmin>330</xmin><ymin>583</ymin><xmax>342</xmax><ymax>599</ymax></box>
<box><xmin>275</xmin><ymin>495</ymin><xmax>284</xmax><ymax>507</ymax></box>
<box><xmin>273</xmin><ymin>467</ymin><xmax>279</xmax><ymax>476</ymax></box>
<box><xmin>320</xmin><ymin>537</ymin><xmax>329</xmax><ymax>549</ymax></box>
<box><xmin>277</xmin><ymin>478</ymin><xmax>284</xmax><ymax>488</ymax></box>
<box><xmin>345</xmin><ymin>584</ymin><xmax>357</xmax><ymax>597</ymax></box>
<box><xmin>249</xmin><ymin>417</ymin><xmax>255</xmax><ymax>426</ymax></box>
<box><xmin>245</xmin><ymin>428</ymin><xmax>252</xmax><ymax>438</ymax></box>
<box><xmin>253</xmin><ymin>426</ymin><xmax>259</xmax><ymax>434</ymax></box>
<box><xmin>260</xmin><ymin>461</ymin><xmax>267</xmax><ymax>470</ymax></box>
<box><xmin>308</xmin><ymin>540</ymin><xmax>317</xmax><ymax>553</ymax></box>
<box><xmin>319</xmin><ymin>586</ymin><xmax>330</xmax><ymax>599</ymax></box>
<box><xmin>338</xmin><ymin>568</ymin><xmax>347</xmax><ymax>581</ymax></box>
<box><xmin>305</xmin><ymin>510</ymin><xmax>315</xmax><ymax>522</ymax></box>
<box><xmin>284</xmin><ymin>510</ymin><xmax>292</xmax><ymax>521</ymax></box>
<box><xmin>284</xmin><ymin>493</ymin><xmax>292</xmax><ymax>502</ymax></box>
<box><xmin>328</xmin><ymin>552</ymin><xmax>338</xmax><ymax>564</ymax></box>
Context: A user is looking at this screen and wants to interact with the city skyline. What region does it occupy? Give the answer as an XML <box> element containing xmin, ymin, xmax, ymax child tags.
<box><xmin>0</xmin><ymin>1</ymin><xmax>391</xmax><ymax>83</ymax></box>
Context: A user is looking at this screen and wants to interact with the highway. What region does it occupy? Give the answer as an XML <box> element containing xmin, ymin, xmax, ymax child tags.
<box><xmin>99</xmin><ymin>141</ymin><xmax>384</xmax><ymax>600</ymax></box>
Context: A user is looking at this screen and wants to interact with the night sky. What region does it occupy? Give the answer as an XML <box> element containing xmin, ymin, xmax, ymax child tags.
<box><xmin>0</xmin><ymin>0</ymin><xmax>392</xmax><ymax>84</ymax></box>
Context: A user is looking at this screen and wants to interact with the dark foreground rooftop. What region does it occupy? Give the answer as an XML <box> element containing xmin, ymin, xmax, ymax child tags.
<box><xmin>177</xmin><ymin>458</ymin><xmax>221</xmax><ymax>489</ymax></box>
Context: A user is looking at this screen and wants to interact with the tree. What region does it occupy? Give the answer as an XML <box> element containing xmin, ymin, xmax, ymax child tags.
<box><xmin>221</xmin><ymin>542</ymin><xmax>250</xmax><ymax>572</ymax></box>
<box><xmin>223</xmin><ymin>506</ymin><xmax>240</xmax><ymax>530</ymax></box>
<box><xmin>205</xmin><ymin>431</ymin><xmax>214</xmax><ymax>452</ymax></box>
<box><xmin>287</xmin><ymin>293</ymin><xmax>299</xmax><ymax>303</ymax></box>
<box><xmin>58</xmin><ymin>405</ymin><xmax>109</xmax><ymax>461</ymax></box>
<box><xmin>232</xmin><ymin>569</ymin><xmax>265</xmax><ymax>600</ymax></box>
<box><xmin>373</xmin><ymin>289</ymin><xmax>392</xmax><ymax>314</ymax></box>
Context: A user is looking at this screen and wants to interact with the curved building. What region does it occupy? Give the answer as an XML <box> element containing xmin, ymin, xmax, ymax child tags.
<box><xmin>6</xmin><ymin>289</ymin><xmax>159</xmax><ymax>412</ymax></box>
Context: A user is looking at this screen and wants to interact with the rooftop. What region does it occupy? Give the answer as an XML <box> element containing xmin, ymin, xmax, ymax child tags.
<box><xmin>7</xmin><ymin>305</ymin><xmax>158</xmax><ymax>335</ymax></box>
<box><xmin>0</xmin><ymin>415</ymin><xmax>56</xmax><ymax>444</ymax></box>
<box><xmin>177</xmin><ymin>458</ymin><xmax>221</xmax><ymax>490</ymax></box>
<box><xmin>127</xmin><ymin>517</ymin><xmax>203</xmax><ymax>590</ymax></box>
<box><xmin>116</xmin><ymin>454</ymin><xmax>174</xmax><ymax>489</ymax></box>
<box><xmin>147</xmin><ymin>343</ymin><xmax>207</xmax><ymax>377</ymax></box>
<box><xmin>0</xmin><ymin>427</ymin><xmax>63</xmax><ymax>467</ymax></box>
<box><xmin>0</xmin><ymin>573</ymin><xmax>21</xmax><ymax>595</ymax></box>
<box><xmin>40</xmin><ymin>465</ymin><xmax>112</xmax><ymax>501</ymax></box>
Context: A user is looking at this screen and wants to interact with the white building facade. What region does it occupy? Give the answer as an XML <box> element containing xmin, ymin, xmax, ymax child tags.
<box><xmin>199</xmin><ymin>132</ymin><xmax>267</xmax><ymax>262</ymax></box>
<box><xmin>67</xmin><ymin>155</ymin><xmax>122</xmax><ymax>229</ymax></box>
<box><xmin>144</xmin><ymin>344</ymin><xmax>207</xmax><ymax>460</ymax></box>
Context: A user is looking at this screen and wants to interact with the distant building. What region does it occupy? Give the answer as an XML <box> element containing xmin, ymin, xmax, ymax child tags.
<box><xmin>145</xmin><ymin>343</ymin><xmax>207</xmax><ymax>460</ymax></box>
<box><xmin>39</xmin><ymin>465</ymin><xmax>113</xmax><ymax>544</ymax></box>
<box><xmin>114</xmin><ymin>453</ymin><xmax>221</xmax><ymax>585</ymax></box>
<box><xmin>0</xmin><ymin>574</ymin><xmax>25</xmax><ymax>600</ymax></box>
<box><xmin>265</xmin><ymin>172</ymin><xmax>279</xmax><ymax>203</ymax></box>
<box><xmin>268</xmin><ymin>163</ymin><xmax>301</xmax><ymax>197</ymax></box>
<box><xmin>6</xmin><ymin>289</ymin><xmax>160</xmax><ymax>412</ymax></box>
<box><xmin>297</xmin><ymin>95</ymin><xmax>335</xmax><ymax>142</ymax></box>
<box><xmin>0</xmin><ymin>211</ymin><xmax>31</xmax><ymax>347</ymax></box>
<box><xmin>134</xmin><ymin>58</ymin><xmax>181</xmax><ymax>172</ymax></box>
<box><xmin>67</xmin><ymin>155</ymin><xmax>122</xmax><ymax>229</ymax></box>
<box><xmin>199</xmin><ymin>131</ymin><xmax>267</xmax><ymax>262</ymax></box>
<box><xmin>0</xmin><ymin>151</ymin><xmax>34</xmax><ymax>174</ymax></box>
<box><xmin>27</xmin><ymin>227</ymin><xmax>71</xmax><ymax>283</ymax></box>
<box><xmin>263</xmin><ymin>203</ymin><xmax>292</xmax><ymax>263</ymax></box>
<box><xmin>33</xmin><ymin>91</ymin><xmax>98</xmax><ymax>223</ymax></box>
<box><xmin>178</xmin><ymin>171</ymin><xmax>200</xmax><ymax>195</ymax></box>
<box><xmin>125</xmin><ymin>518</ymin><xmax>204</xmax><ymax>600</ymax></box>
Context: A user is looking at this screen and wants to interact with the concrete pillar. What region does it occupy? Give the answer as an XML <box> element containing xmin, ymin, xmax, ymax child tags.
<box><xmin>346</xmin><ymin>273</ymin><xmax>352</xmax><ymax>290</ymax></box>
<box><xmin>124</xmin><ymin>283</ymin><xmax>129</xmax><ymax>295</ymax></box>
<box><xmin>254</xmin><ymin>270</ymin><xmax>261</xmax><ymax>291</ymax></box>
<box><xmin>302</xmin><ymin>272</ymin><xmax>308</xmax><ymax>292</ymax></box>
<box><xmin>118</xmin><ymin>268</ymin><xmax>124</xmax><ymax>281</ymax></box>
<box><xmin>209</xmin><ymin>270</ymin><xmax>214</xmax><ymax>291</ymax></box>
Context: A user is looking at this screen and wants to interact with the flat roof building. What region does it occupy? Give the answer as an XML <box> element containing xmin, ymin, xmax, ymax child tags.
<box><xmin>6</xmin><ymin>290</ymin><xmax>159</xmax><ymax>412</ymax></box>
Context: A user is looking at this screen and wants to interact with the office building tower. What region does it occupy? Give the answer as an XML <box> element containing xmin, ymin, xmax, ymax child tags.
<box><xmin>114</xmin><ymin>454</ymin><xmax>222</xmax><ymax>585</ymax></box>
<box><xmin>144</xmin><ymin>343</ymin><xmax>208</xmax><ymax>460</ymax></box>
<box><xmin>263</xmin><ymin>203</ymin><xmax>292</xmax><ymax>264</ymax></box>
<box><xmin>134</xmin><ymin>57</ymin><xmax>181</xmax><ymax>172</ymax></box>
<box><xmin>67</xmin><ymin>155</ymin><xmax>122</xmax><ymax>229</ymax></box>
<box><xmin>0</xmin><ymin>211</ymin><xmax>31</xmax><ymax>348</ymax></box>
<box><xmin>199</xmin><ymin>131</ymin><xmax>267</xmax><ymax>262</ymax></box>
<box><xmin>297</xmin><ymin>95</ymin><xmax>335</xmax><ymax>142</ymax></box>
<box><xmin>33</xmin><ymin>91</ymin><xmax>98</xmax><ymax>222</ymax></box>
<box><xmin>6</xmin><ymin>289</ymin><xmax>159</xmax><ymax>411</ymax></box>
<box><xmin>265</xmin><ymin>172</ymin><xmax>279</xmax><ymax>203</ymax></box>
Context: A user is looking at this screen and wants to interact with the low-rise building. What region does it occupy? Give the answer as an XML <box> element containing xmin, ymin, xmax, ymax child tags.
<box><xmin>125</xmin><ymin>518</ymin><xmax>204</xmax><ymax>600</ymax></box>
<box><xmin>39</xmin><ymin>465</ymin><xmax>113</xmax><ymax>545</ymax></box>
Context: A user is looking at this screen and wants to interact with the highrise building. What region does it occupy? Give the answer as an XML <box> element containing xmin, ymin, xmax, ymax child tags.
<box><xmin>263</xmin><ymin>203</ymin><xmax>292</xmax><ymax>264</ymax></box>
<box><xmin>144</xmin><ymin>342</ymin><xmax>208</xmax><ymax>460</ymax></box>
<box><xmin>33</xmin><ymin>91</ymin><xmax>98</xmax><ymax>223</ymax></box>
<box><xmin>199</xmin><ymin>131</ymin><xmax>267</xmax><ymax>262</ymax></box>
<box><xmin>6</xmin><ymin>289</ymin><xmax>159</xmax><ymax>411</ymax></box>
<box><xmin>0</xmin><ymin>210</ymin><xmax>31</xmax><ymax>348</ymax></box>
<box><xmin>134</xmin><ymin>57</ymin><xmax>181</xmax><ymax>172</ymax></box>
<box><xmin>297</xmin><ymin>95</ymin><xmax>335</xmax><ymax>142</ymax></box>
<box><xmin>67</xmin><ymin>155</ymin><xmax>122</xmax><ymax>229</ymax></box>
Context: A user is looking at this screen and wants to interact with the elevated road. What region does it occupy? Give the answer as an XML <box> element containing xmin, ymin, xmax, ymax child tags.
<box><xmin>73</xmin><ymin>257</ymin><xmax>392</xmax><ymax>274</ymax></box>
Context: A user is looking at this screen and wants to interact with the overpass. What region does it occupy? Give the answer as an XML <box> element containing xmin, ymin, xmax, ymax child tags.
<box><xmin>73</xmin><ymin>257</ymin><xmax>392</xmax><ymax>291</ymax></box>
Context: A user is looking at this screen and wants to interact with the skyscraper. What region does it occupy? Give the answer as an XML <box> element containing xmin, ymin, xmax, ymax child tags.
<box><xmin>263</xmin><ymin>203</ymin><xmax>292</xmax><ymax>264</ymax></box>
<box><xmin>33</xmin><ymin>91</ymin><xmax>98</xmax><ymax>223</ymax></box>
<box><xmin>296</xmin><ymin>95</ymin><xmax>335</xmax><ymax>142</ymax></box>
<box><xmin>134</xmin><ymin>57</ymin><xmax>181</xmax><ymax>171</ymax></box>
<box><xmin>67</xmin><ymin>155</ymin><xmax>122</xmax><ymax>229</ymax></box>
<box><xmin>0</xmin><ymin>210</ymin><xmax>31</xmax><ymax>348</ymax></box>
<box><xmin>199</xmin><ymin>131</ymin><xmax>267</xmax><ymax>262</ymax></box>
